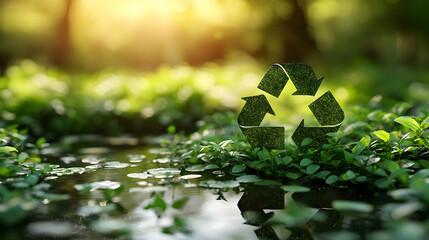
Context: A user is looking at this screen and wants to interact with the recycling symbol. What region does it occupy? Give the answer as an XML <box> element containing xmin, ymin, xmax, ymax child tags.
<box><xmin>237</xmin><ymin>63</ymin><xmax>344</xmax><ymax>151</ymax></box>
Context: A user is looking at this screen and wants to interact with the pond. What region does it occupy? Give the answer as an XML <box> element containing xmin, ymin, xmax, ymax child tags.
<box><xmin>0</xmin><ymin>139</ymin><xmax>419</xmax><ymax>240</ymax></box>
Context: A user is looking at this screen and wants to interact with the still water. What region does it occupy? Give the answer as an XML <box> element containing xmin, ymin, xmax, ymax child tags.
<box><xmin>3</xmin><ymin>141</ymin><xmax>379</xmax><ymax>240</ymax></box>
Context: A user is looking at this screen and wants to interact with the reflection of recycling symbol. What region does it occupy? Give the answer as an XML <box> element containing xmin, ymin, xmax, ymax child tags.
<box><xmin>238</xmin><ymin>63</ymin><xmax>344</xmax><ymax>151</ymax></box>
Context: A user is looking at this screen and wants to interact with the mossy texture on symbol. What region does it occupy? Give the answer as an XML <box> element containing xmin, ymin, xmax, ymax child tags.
<box><xmin>238</xmin><ymin>63</ymin><xmax>344</xmax><ymax>151</ymax></box>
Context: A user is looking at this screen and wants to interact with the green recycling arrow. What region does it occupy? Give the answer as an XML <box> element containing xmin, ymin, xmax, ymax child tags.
<box><xmin>238</xmin><ymin>63</ymin><xmax>344</xmax><ymax>151</ymax></box>
<box><xmin>237</xmin><ymin>95</ymin><xmax>285</xmax><ymax>149</ymax></box>
<box><xmin>238</xmin><ymin>95</ymin><xmax>275</xmax><ymax>126</ymax></box>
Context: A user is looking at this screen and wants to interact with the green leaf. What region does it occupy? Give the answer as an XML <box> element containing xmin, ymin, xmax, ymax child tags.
<box><xmin>255</xmin><ymin>180</ymin><xmax>281</xmax><ymax>186</ymax></box>
<box><xmin>204</xmin><ymin>164</ymin><xmax>219</xmax><ymax>170</ymax></box>
<box><xmin>306</xmin><ymin>164</ymin><xmax>320</xmax><ymax>175</ymax></box>
<box><xmin>185</xmin><ymin>165</ymin><xmax>205</xmax><ymax>172</ymax></box>
<box><xmin>374</xmin><ymin>168</ymin><xmax>388</xmax><ymax>177</ymax></box>
<box><xmin>203</xmin><ymin>180</ymin><xmax>240</xmax><ymax>188</ymax></box>
<box><xmin>145</xmin><ymin>195</ymin><xmax>167</xmax><ymax>213</ymax></box>
<box><xmin>326</xmin><ymin>175</ymin><xmax>339</xmax><ymax>185</ymax></box>
<box><xmin>341</xmin><ymin>170</ymin><xmax>356</xmax><ymax>181</ymax></box>
<box><xmin>301</xmin><ymin>138</ymin><xmax>312</xmax><ymax>147</ymax></box>
<box><xmin>17</xmin><ymin>152</ymin><xmax>29</xmax><ymax>164</ymax></box>
<box><xmin>299</xmin><ymin>158</ymin><xmax>312</xmax><ymax>167</ymax></box>
<box><xmin>373</xmin><ymin>130</ymin><xmax>390</xmax><ymax>142</ymax></box>
<box><xmin>276</xmin><ymin>156</ymin><xmax>292</xmax><ymax>166</ymax></box>
<box><xmin>167</xmin><ymin>125</ymin><xmax>176</xmax><ymax>135</ymax></box>
<box><xmin>36</xmin><ymin>138</ymin><xmax>47</xmax><ymax>148</ymax></box>
<box><xmin>219</xmin><ymin>140</ymin><xmax>233</xmax><ymax>148</ymax></box>
<box><xmin>421</xmin><ymin>116</ymin><xmax>429</xmax><ymax>129</ymax></box>
<box><xmin>344</xmin><ymin>150</ymin><xmax>354</xmax><ymax>164</ymax></box>
<box><xmin>0</xmin><ymin>146</ymin><xmax>18</xmax><ymax>153</ymax></box>
<box><xmin>385</xmin><ymin>160</ymin><xmax>400</xmax><ymax>173</ymax></box>
<box><xmin>352</xmin><ymin>143</ymin><xmax>365</xmax><ymax>155</ymax></box>
<box><xmin>231</xmin><ymin>164</ymin><xmax>246</xmax><ymax>173</ymax></box>
<box><xmin>25</xmin><ymin>174</ymin><xmax>39</xmax><ymax>185</ymax></box>
<box><xmin>281</xmin><ymin>185</ymin><xmax>310</xmax><ymax>193</ymax></box>
<box><xmin>257</xmin><ymin>149</ymin><xmax>269</xmax><ymax>161</ymax></box>
<box><xmin>285</xmin><ymin>172</ymin><xmax>302</xmax><ymax>180</ymax></box>
<box><xmin>172</xmin><ymin>198</ymin><xmax>188</xmax><ymax>209</ymax></box>
<box><xmin>395</xmin><ymin>116</ymin><xmax>420</xmax><ymax>133</ymax></box>
<box><xmin>391</xmin><ymin>168</ymin><xmax>411</xmax><ymax>179</ymax></box>
<box><xmin>332</xmin><ymin>200</ymin><xmax>373</xmax><ymax>213</ymax></box>
<box><xmin>360</xmin><ymin>135</ymin><xmax>371</xmax><ymax>146</ymax></box>
<box><xmin>0</xmin><ymin>168</ymin><xmax>10</xmax><ymax>176</ymax></box>
<box><xmin>356</xmin><ymin>176</ymin><xmax>367</xmax><ymax>182</ymax></box>
<box><xmin>236</xmin><ymin>175</ymin><xmax>262</xmax><ymax>183</ymax></box>
<box><xmin>375</xmin><ymin>178</ymin><xmax>391</xmax><ymax>188</ymax></box>
<box><xmin>314</xmin><ymin>170</ymin><xmax>330</xmax><ymax>180</ymax></box>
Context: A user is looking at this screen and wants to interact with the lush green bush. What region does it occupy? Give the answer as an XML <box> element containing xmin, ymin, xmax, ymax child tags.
<box><xmin>2</xmin><ymin>60</ymin><xmax>427</xmax><ymax>141</ymax></box>
<box><xmin>0</xmin><ymin>60</ymin><xmax>269</xmax><ymax>139</ymax></box>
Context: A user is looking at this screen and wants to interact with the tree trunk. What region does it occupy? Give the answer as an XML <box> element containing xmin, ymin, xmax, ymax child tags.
<box><xmin>52</xmin><ymin>0</ymin><xmax>73</xmax><ymax>67</ymax></box>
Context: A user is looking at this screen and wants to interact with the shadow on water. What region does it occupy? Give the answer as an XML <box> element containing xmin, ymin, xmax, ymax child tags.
<box><xmin>237</xmin><ymin>184</ymin><xmax>383</xmax><ymax>240</ymax></box>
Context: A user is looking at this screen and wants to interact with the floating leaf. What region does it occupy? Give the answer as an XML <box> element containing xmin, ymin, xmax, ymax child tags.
<box><xmin>281</xmin><ymin>185</ymin><xmax>310</xmax><ymax>192</ymax></box>
<box><xmin>179</xmin><ymin>174</ymin><xmax>202</xmax><ymax>180</ymax></box>
<box><xmin>147</xmin><ymin>168</ymin><xmax>181</xmax><ymax>176</ymax></box>
<box><xmin>202</xmin><ymin>180</ymin><xmax>239</xmax><ymax>188</ymax></box>
<box><xmin>127</xmin><ymin>173</ymin><xmax>149</xmax><ymax>179</ymax></box>
<box><xmin>204</xmin><ymin>164</ymin><xmax>219</xmax><ymax>170</ymax></box>
<box><xmin>82</xmin><ymin>157</ymin><xmax>105</xmax><ymax>164</ymax></box>
<box><xmin>185</xmin><ymin>165</ymin><xmax>205</xmax><ymax>172</ymax></box>
<box><xmin>91</xmin><ymin>219</ymin><xmax>131</xmax><ymax>235</ymax></box>
<box><xmin>236</xmin><ymin>175</ymin><xmax>262</xmax><ymax>183</ymax></box>
<box><xmin>104</xmin><ymin>161</ymin><xmax>130</xmax><ymax>169</ymax></box>
<box><xmin>129</xmin><ymin>186</ymin><xmax>168</xmax><ymax>193</ymax></box>
<box><xmin>27</xmin><ymin>221</ymin><xmax>74</xmax><ymax>237</ymax></box>
<box><xmin>332</xmin><ymin>200</ymin><xmax>373</xmax><ymax>213</ymax></box>
<box><xmin>78</xmin><ymin>204</ymin><xmax>116</xmax><ymax>216</ymax></box>
<box><xmin>90</xmin><ymin>181</ymin><xmax>121</xmax><ymax>190</ymax></box>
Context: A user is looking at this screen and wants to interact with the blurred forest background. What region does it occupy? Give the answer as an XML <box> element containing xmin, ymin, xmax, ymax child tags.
<box><xmin>0</xmin><ymin>0</ymin><xmax>428</xmax><ymax>139</ymax></box>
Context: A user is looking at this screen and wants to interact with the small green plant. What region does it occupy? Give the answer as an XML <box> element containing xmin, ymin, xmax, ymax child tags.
<box><xmin>0</xmin><ymin>126</ymin><xmax>69</xmax><ymax>225</ymax></box>
<box><xmin>143</xmin><ymin>192</ymin><xmax>191</xmax><ymax>235</ymax></box>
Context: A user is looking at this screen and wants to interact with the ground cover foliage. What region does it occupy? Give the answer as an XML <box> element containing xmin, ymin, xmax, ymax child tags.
<box><xmin>157</xmin><ymin>98</ymin><xmax>429</xmax><ymax>238</ymax></box>
<box><xmin>0</xmin><ymin>126</ymin><xmax>70</xmax><ymax>226</ymax></box>
<box><xmin>168</xmin><ymin>100</ymin><xmax>428</xmax><ymax>191</ymax></box>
